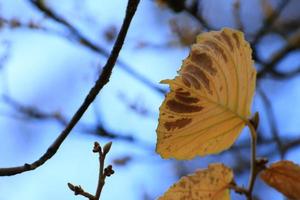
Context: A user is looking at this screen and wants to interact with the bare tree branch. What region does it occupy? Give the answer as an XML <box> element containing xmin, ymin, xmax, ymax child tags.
<box><xmin>183</xmin><ymin>0</ymin><xmax>215</xmax><ymax>31</ymax></box>
<box><xmin>252</xmin><ymin>0</ymin><xmax>291</xmax><ymax>45</ymax></box>
<box><xmin>0</xmin><ymin>0</ymin><xmax>140</xmax><ymax>176</ymax></box>
<box><xmin>1</xmin><ymin>95</ymin><xmax>153</xmax><ymax>149</ymax></box>
<box><xmin>268</xmin><ymin>65</ymin><xmax>300</xmax><ymax>79</ymax></box>
<box><xmin>1</xmin><ymin>95</ymin><xmax>136</xmax><ymax>140</ymax></box>
<box><xmin>257</xmin><ymin>29</ymin><xmax>300</xmax><ymax>79</ymax></box>
<box><xmin>257</xmin><ymin>87</ymin><xmax>284</xmax><ymax>158</ymax></box>
<box><xmin>28</xmin><ymin>0</ymin><xmax>165</xmax><ymax>95</ymax></box>
<box><xmin>233</xmin><ymin>0</ymin><xmax>244</xmax><ymax>31</ymax></box>
<box><xmin>282</xmin><ymin>138</ymin><xmax>300</xmax><ymax>154</ymax></box>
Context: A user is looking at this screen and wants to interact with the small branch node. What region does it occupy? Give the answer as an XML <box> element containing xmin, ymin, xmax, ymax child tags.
<box><xmin>104</xmin><ymin>165</ymin><xmax>115</xmax><ymax>177</ymax></box>
<box><xmin>93</xmin><ymin>142</ymin><xmax>102</xmax><ymax>153</ymax></box>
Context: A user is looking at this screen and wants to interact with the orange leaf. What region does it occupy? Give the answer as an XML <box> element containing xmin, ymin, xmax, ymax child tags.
<box><xmin>158</xmin><ymin>163</ymin><xmax>233</xmax><ymax>200</ymax></box>
<box><xmin>260</xmin><ymin>160</ymin><xmax>300</xmax><ymax>199</ymax></box>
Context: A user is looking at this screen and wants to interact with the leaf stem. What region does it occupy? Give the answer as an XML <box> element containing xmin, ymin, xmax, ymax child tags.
<box><xmin>246</xmin><ymin>121</ymin><xmax>257</xmax><ymax>200</ymax></box>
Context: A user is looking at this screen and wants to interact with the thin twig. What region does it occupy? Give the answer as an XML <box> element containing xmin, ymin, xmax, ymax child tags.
<box><xmin>68</xmin><ymin>183</ymin><xmax>95</xmax><ymax>200</ymax></box>
<box><xmin>229</xmin><ymin>182</ymin><xmax>248</xmax><ymax>196</ymax></box>
<box><xmin>252</xmin><ymin>0</ymin><xmax>291</xmax><ymax>45</ymax></box>
<box><xmin>257</xmin><ymin>87</ymin><xmax>284</xmax><ymax>159</ymax></box>
<box><xmin>282</xmin><ymin>138</ymin><xmax>300</xmax><ymax>155</ymax></box>
<box><xmin>246</xmin><ymin>121</ymin><xmax>257</xmax><ymax>200</ymax></box>
<box><xmin>233</xmin><ymin>0</ymin><xmax>244</xmax><ymax>31</ymax></box>
<box><xmin>95</xmin><ymin>142</ymin><xmax>114</xmax><ymax>200</ymax></box>
<box><xmin>0</xmin><ymin>0</ymin><xmax>140</xmax><ymax>176</ymax></box>
<box><xmin>1</xmin><ymin>95</ymin><xmax>154</xmax><ymax>150</ymax></box>
<box><xmin>257</xmin><ymin>29</ymin><xmax>300</xmax><ymax>79</ymax></box>
<box><xmin>183</xmin><ymin>0</ymin><xmax>215</xmax><ymax>31</ymax></box>
<box><xmin>1</xmin><ymin>95</ymin><xmax>68</xmax><ymax>125</ymax></box>
<box><xmin>95</xmin><ymin>147</ymin><xmax>106</xmax><ymax>199</ymax></box>
<box><xmin>251</xmin><ymin>0</ymin><xmax>291</xmax><ymax>68</ymax></box>
<box><xmin>268</xmin><ymin>65</ymin><xmax>300</xmax><ymax>79</ymax></box>
<box><xmin>28</xmin><ymin>0</ymin><xmax>165</xmax><ymax>95</ymax></box>
<box><xmin>1</xmin><ymin>95</ymin><xmax>136</xmax><ymax>142</ymax></box>
<box><xmin>68</xmin><ymin>141</ymin><xmax>114</xmax><ymax>200</ymax></box>
<box><xmin>232</xmin><ymin>119</ymin><xmax>268</xmax><ymax>200</ymax></box>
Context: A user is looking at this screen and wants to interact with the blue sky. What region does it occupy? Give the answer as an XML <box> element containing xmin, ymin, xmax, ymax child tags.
<box><xmin>0</xmin><ymin>0</ymin><xmax>299</xmax><ymax>199</ymax></box>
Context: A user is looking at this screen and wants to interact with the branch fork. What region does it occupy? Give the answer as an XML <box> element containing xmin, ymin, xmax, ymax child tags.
<box><xmin>68</xmin><ymin>141</ymin><xmax>114</xmax><ymax>200</ymax></box>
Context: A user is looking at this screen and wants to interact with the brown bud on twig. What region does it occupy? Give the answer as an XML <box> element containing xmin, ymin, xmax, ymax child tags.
<box><xmin>255</xmin><ymin>157</ymin><xmax>268</xmax><ymax>171</ymax></box>
<box><xmin>103</xmin><ymin>142</ymin><xmax>113</xmax><ymax>155</ymax></box>
<box><xmin>104</xmin><ymin>165</ymin><xmax>114</xmax><ymax>177</ymax></box>
<box><xmin>67</xmin><ymin>183</ymin><xmax>84</xmax><ymax>195</ymax></box>
<box><xmin>93</xmin><ymin>141</ymin><xmax>101</xmax><ymax>153</ymax></box>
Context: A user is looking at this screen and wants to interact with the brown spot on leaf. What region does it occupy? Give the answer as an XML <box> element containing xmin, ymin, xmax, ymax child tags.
<box><xmin>220</xmin><ymin>31</ymin><xmax>233</xmax><ymax>51</ymax></box>
<box><xmin>164</xmin><ymin>118</ymin><xmax>192</xmax><ymax>131</ymax></box>
<box><xmin>163</xmin><ymin>134</ymin><xmax>172</xmax><ymax>139</ymax></box>
<box><xmin>166</xmin><ymin>99</ymin><xmax>203</xmax><ymax>113</ymax></box>
<box><xmin>176</xmin><ymin>90</ymin><xmax>191</xmax><ymax>96</ymax></box>
<box><xmin>175</xmin><ymin>93</ymin><xmax>199</xmax><ymax>104</ymax></box>
<box><xmin>182</xmin><ymin>76</ymin><xmax>191</xmax><ymax>87</ymax></box>
<box><xmin>204</xmin><ymin>41</ymin><xmax>228</xmax><ymax>62</ymax></box>
<box><xmin>182</xmin><ymin>73</ymin><xmax>201</xmax><ymax>89</ymax></box>
<box><xmin>185</xmin><ymin>64</ymin><xmax>211</xmax><ymax>92</ymax></box>
<box><xmin>232</xmin><ymin>33</ymin><xmax>240</xmax><ymax>48</ymax></box>
<box><xmin>190</xmin><ymin>51</ymin><xmax>216</xmax><ymax>75</ymax></box>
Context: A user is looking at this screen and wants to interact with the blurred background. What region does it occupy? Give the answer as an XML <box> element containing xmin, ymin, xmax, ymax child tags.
<box><xmin>0</xmin><ymin>0</ymin><xmax>299</xmax><ymax>199</ymax></box>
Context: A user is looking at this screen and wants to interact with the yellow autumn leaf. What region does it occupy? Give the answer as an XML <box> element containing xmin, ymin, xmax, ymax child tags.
<box><xmin>260</xmin><ymin>160</ymin><xmax>300</xmax><ymax>200</ymax></box>
<box><xmin>158</xmin><ymin>163</ymin><xmax>233</xmax><ymax>200</ymax></box>
<box><xmin>156</xmin><ymin>28</ymin><xmax>256</xmax><ymax>159</ymax></box>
